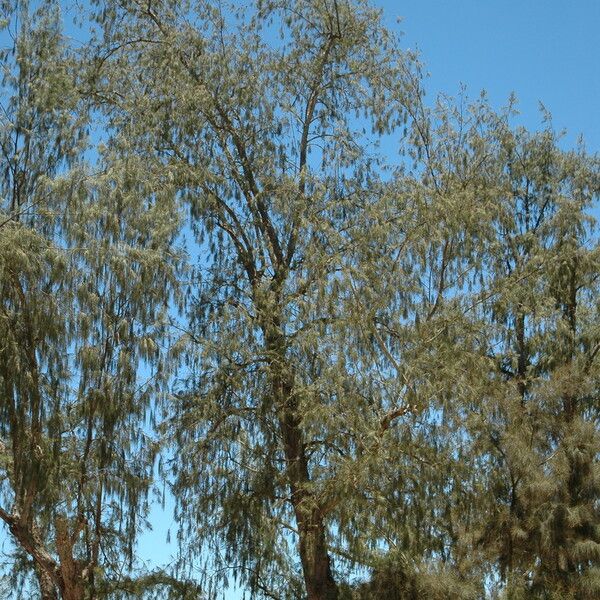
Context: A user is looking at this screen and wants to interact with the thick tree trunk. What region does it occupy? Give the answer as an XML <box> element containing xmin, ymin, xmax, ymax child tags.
<box><xmin>265</xmin><ymin>322</ymin><xmax>339</xmax><ymax>600</ymax></box>
<box><xmin>279</xmin><ymin>403</ymin><xmax>338</xmax><ymax>600</ymax></box>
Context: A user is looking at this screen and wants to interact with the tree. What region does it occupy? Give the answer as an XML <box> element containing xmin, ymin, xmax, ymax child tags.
<box><xmin>465</xmin><ymin>114</ymin><xmax>600</xmax><ymax>598</ymax></box>
<box><xmin>1</xmin><ymin>1</ymin><xmax>597</xmax><ymax>599</ymax></box>
<box><xmin>335</xmin><ymin>92</ymin><xmax>505</xmax><ymax>599</ymax></box>
<box><xmin>86</xmin><ymin>0</ymin><xmax>600</xmax><ymax>597</ymax></box>
<box><xmin>0</xmin><ymin>2</ymin><xmax>184</xmax><ymax>597</ymax></box>
<box><xmin>85</xmin><ymin>0</ymin><xmax>447</xmax><ymax>597</ymax></box>
<box><xmin>331</xmin><ymin>97</ymin><xmax>600</xmax><ymax>599</ymax></box>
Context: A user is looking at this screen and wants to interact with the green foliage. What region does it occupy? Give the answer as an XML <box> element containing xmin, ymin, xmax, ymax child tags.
<box><xmin>0</xmin><ymin>1</ymin><xmax>183</xmax><ymax>597</ymax></box>
<box><xmin>0</xmin><ymin>1</ymin><xmax>597</xmax><ymax>599</ymax></box>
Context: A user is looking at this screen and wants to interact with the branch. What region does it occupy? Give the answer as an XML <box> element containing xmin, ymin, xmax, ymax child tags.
<box><xmin>133</xmin><ymin>0</ymin><xmax>284</xmax><ymax>275</ymax></box>
<box><xmin>0</xmin><ymin>505</ymin><xmax>61</xmax><ymax>588</ymax></box>
<box><xmin>287</xmin><ymin>32</ymin><xmax>339</xmax><ymax>266</ymax></box>
<box><xmin>379</xmin><ymin>405</ymin><xmax>415</xmax><ymax>433</ymax></box>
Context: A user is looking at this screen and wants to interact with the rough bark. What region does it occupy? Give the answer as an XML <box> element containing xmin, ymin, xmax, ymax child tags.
<box><xmin>37</xmin><ymin>567</ymin><xmax>59</xmax><ymax>600</ymax></box>
<box><xmin>55</xmin><ymin>516</ymin><xmax>86</xmax><ymax>600</ymax></box>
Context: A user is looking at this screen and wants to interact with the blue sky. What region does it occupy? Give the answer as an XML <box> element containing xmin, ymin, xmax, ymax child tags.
<box><xmin>378</xmin><ymin>0</ymin><xmax>600</xmax><ymax>151</ymax></box>
<box><xmin>1</xmin><ymin>1</ymin><xmax>598</xmax><ymax>598</ymax></box>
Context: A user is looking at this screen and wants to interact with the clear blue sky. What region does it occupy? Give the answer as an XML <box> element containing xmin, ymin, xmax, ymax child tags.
<box><xmin>379</xmin><ymin>0</ymin><xmax>600</xmax><ymax>151</ymax></box>
<box><xmin>1</xmin><ymin>1</ymin><xmax>598</xmax><ymax>598</ymax></box>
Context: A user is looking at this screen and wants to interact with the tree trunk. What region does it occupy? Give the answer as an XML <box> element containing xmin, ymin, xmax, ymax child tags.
<box><xmin>55</xmin><ymin>516</ymin><xmax>86</xmax><ymax>600</ymax></box>
<box><xmin>265</xmin><ymin>322</ymin><xmax>339</xmax><ymax>600</ymax></box>
<box><xmin>0</xmin><ymin>509</ymin><xmax>87</xmax><ymax>600</ymax></box>
<box><xmin>280</xmin><ymin>402</ymin><xmax>339</xmax><ymax>600</ymax></box>
<box><xmin>0</xmin><ymin>510</ymin><xmax>77</xmax><ymax>599</ymax></box>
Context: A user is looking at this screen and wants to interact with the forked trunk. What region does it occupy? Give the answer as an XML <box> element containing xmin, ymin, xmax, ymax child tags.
<box><xmin>55</xmin><ymin>516</ymin><xmax>87</xmax><ymax>600</ymax></box>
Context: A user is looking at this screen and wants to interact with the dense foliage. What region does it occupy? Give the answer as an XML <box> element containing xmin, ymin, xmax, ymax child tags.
<box><xmin>0</xmin><ymin>1</ymin><xmax>598</xmax><ymax>599</ymax></box>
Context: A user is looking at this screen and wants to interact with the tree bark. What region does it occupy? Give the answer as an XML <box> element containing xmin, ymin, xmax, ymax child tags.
<box><xmin>37</xmin><ymin>567</ymin><xmax>59</xmax><ymax>600</ymax></box>
<box><xmin>265</xmin><ymin>322</ymin><xmax>339</xmax><ymax>600</ymax></box>
<box><xmin>55</xmin><ymin>516</ymin><xmax>86</xmax><ymax>600</ymax></box>
<box><xmin>0</xmin><ymin>507</ymin><xmax>88</xmax><ymax>600</ymax></box>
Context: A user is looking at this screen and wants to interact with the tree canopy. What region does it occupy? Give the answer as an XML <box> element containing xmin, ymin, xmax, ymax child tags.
<box><xmin>0</xmin><ymin>1</ymin><xmax>598</xmax><ymax>599</ymax></box>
